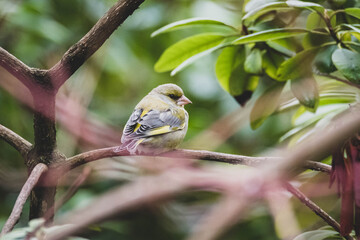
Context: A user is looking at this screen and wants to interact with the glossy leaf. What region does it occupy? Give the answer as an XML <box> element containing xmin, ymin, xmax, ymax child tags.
<box><xmin>313</xmin><ymin>45</ymin><xmax>337</xmax><ymax>73</ymax></box>
<box><xmin>332</xmin><ymin>48</ymin><xmax>360</xmax><ymax>84</ymax></box>
<box><xmin>151</xmin><ymin>18</ymin><xmax>237</xmax><ymax>37</ymax></box>
<box><xmin>277</xmin><ymin>48</ymin><xmax>320</xmax><ymax>81</ymax></box>
<box><xmin>290</xmin><ymin>76</ymin><xmax>319</xmax><ymax>112</ymax></box>
<box><xmin>154</xmin><ymin>33</ymin><xmax>226</xmax><ymax>73</ymax></box>
<box><xmin>215</xmin><ymin>46</ymin><xmax>244</xmax><ymax>92</ymax></box>
<box><xmin>243</xmin><ymin>1</ymin><xmax>324</xmax><ymax>25</ymax></box>
<box><xmin>302</xmin><ymin>33</ymin><xmax>333</xmax><ymax>49</ymax></box>
<box><xmin>345</xmin><ymin>8</ymin><xmax>360</xmax><ymax>20</ymax></box>
<box><xmin>306</xmin><ymin>12</ymin><xmax>326</xmax><ymax>30</ymax></box>
<box><xmin>244</xmin><ymin>48</ymin><xmax>263</xmax><ymax>74</ymax></box>
<box><xmin>250</xmin><ymin>82</ymin><xmax>284</xmax><ymax>129</ymax></box>
<box><xmin>233</xmin><ymin>28</ymin><xmax>308</xmax><ymax>45</ymax></box>
<box><xmin>293</xmin><ymin>229</ymin><xmax>340</xmax><ymax>240</ymax></box>
<box><xmin>215</xmin><ymin>46</ymin><xmax>259</xmax><ymax>105</ymax></box>
<box><xmin>262</xmin><ymin>48</ymin><xmax>285</xmax><ymax>80</ymax></box>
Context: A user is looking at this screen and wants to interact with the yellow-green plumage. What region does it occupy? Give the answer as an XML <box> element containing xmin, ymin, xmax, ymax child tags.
<box><xmin>120</xmin><ymin>84</ymin><xmax>191</xmax><ymax>154</ymax></box>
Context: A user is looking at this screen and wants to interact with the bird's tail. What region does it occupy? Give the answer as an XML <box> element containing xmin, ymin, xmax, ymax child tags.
<box><xmin>115</xmin><ymin>138</ymin><xmax>144</xmax><ymax>154</ymax></box>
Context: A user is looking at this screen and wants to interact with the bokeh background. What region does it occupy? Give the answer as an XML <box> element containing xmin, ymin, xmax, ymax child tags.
<box><xmin>0</xmin><ymin>0</ymin><xmax>340</xmax><ymax>239</ymax></box>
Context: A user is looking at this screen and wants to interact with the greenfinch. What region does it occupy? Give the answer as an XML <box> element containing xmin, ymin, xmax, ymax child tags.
<box><xmin>119</xmin><ymin>83</ymin><xmax>191</xmax><ymax>154</ymax></box>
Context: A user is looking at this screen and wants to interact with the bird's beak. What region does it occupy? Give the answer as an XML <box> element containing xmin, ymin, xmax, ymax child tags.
<box><xmin>177</xmin><ymin>95</ymin><xmax>192</xmax><ymax>106</ymax></box>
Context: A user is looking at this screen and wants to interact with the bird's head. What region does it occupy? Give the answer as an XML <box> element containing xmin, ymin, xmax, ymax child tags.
<box><xmin>152</xmin><ymin>84</ymin><xmax>192</xmax><ymax>106</ymax></box>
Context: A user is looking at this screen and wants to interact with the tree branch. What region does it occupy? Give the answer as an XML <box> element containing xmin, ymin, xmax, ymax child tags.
<box><xmin>51</xmin><ymin>147</ymin><xmax>331</xmax><ymax>173</ymax></box>
<box><xmin>0</xmin><ymin>163</ymin><xmax>48</xmax><ymax>236</ymax></box>
<box><xmin>49</xmin><ymin>0</ymin><xmax>145</xmax><ymax>89</ymax></box>
<box><xmin>0</xmin><ymin>48</ymin><xmax>38</xmax><ymax>89</ymax></box>
<box><xmin>0</xmin><ymin>123</ymin><xmax>32</xmax><ymax>158</ymax></box>
<box><xmin>285</xmin><ymin>183</ymin><xmax>354</xmax><ymax>240</ymax></box>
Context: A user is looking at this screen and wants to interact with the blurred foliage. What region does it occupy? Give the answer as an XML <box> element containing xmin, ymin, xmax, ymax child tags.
<box><xmin>0</xmin><ymin>0</ymin><xmax>359</xmax><ymax>239</ymax></box>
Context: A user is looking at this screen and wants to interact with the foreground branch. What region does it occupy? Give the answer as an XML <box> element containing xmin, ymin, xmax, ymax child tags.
<box><xmin>0</xmin><ymin>124</ymin><xmax>32</xmax><ymax>157</ymax></box>
<box><xmin>45</xmin><ymin>168</ymin><xmax>193</xmax><ymax>240</ymax></box>
<box><xmin>0</xmin><ymin>163</ymin><xmax>48</xmax><ymax>236</ymax></box>
<box><xmin>49</xmin><ymin>0</ymin><xmax>145</xmax><ymax>89</ymax></box>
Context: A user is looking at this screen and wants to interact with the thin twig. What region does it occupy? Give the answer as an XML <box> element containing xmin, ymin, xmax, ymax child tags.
<box><xmin>49</xmin><ymin>0</ymin><xmax>145</xmax><ymax>89</ymax></box>
<box><xmin>0</xmin><ymin>163</ymin><xmax>48</xmax><ymax>236</ymax></box>
<box><xmin>0</xmin><ymin>48</ymin><xmax>38</xmax><ymax>89</ymax></box>
<box><xmin>285</xmin><ymin>183</ymin><xmax>355</xmax><ymax>240</ymax></box>
<box><xmin>0</xmin><ymin>123</ymin><xmax>32</xmax><ymax>157</ymax></box>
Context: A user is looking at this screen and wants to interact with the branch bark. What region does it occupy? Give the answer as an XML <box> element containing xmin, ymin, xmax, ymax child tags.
<box><xmin>51</xmin><ymin>147</ymin><xmax>331</xmax><ymax>173</ymax></box>
<box><xmin>0</xmin><ymin>124</ymin><xmax>32</xmax><ymax>158</ymax></box>
<box><xmin>0</xmin><ymin>163</ymin><xmax>48</xmax><ymax>236</ymax></box>
<box><xmin>48</xmin><ymin>0</ymin><xmax>145</xmax><ymax>89</ymax></box>
<box><xmin>0</xmin><ymin>0</ymin><xmax>146</xmax><ymax>220</ymax></box>
<box><xmin>0</xmin><ymin>48</ymin><xmax>38</xmax><ymax>89</ymax></box>
<box><xmin>285</xmin><ymin>183</ymin><xmax>355</xmax><ymax>240</ymax></box>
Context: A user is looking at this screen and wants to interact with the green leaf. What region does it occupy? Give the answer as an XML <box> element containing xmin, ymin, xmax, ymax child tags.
<box><xmin>215</xmin><ymin>46</ymin><xmax>244</xmax><ymax>92</ymax></box>
<box><xmin>293</xmin><ymin>229</ymin><xmax>341</xmax><ymax>240</ymax></box>
<box><xmin>332</xmin><ymin>48</ymin><xmax>360</xmax><ymax>84</ymax></box>
<box><xmin>233</xmin><ymin>28</ymin><xmax>308</xmax><ymax>45</ymax></box>
<box><xmin>302</xmin><ymin>32</ymin><xmax>333</xmax><ymax>49</ymax></box>
<box><xmin>291</xmin><ymin>76</ymin><xmax>319</xmax><ymax>112</ymax></box>
<box><xmin>306</xmin><ymin>11</ymin><xmax>326</xmax><ymax>30</ymax></box>
<box><xmin>286</xmin><ymin>0</ymin><xmax>324</xmax><ymax>11</ymax></box>
<box><xmin>262</xmin><ymin>49</ymin><xmax>285</xmax><ymax>80</ymax></box>
<box><xmin>277</xmin><ymin>48</ymin><xmax>320</xmax><ymax>81</ymax></box>
<box><xmin>313</xmin><ymin>45</ymin><xmax>337</xmax><ymax>73</ymax></box>
<box><xmin>151</xmin><ymin>18</ymin><xmax>237</xmax><ymax>37</ymax></box>
<box><xmin>244</xmin><ymin>48</ymin><xmax>263</xmax><ymax>74</ymax></box>
<box><xmin>154</xmin><ymin>33</ymin><xmax>226</xmax><ymax>73</ymax></box>
<box><xmin>243</xmin><ymin>1</ymin><xmax>324</xmax><ymax>25</ymax></box>
<box><xmin>250</xmin><ymin>82</ymin><xmax>284</xmax><ymax>129</ymax></box>
<box><xmin>345</xmin><ymin>8</ymin><xmax>360</xmax><ymax>20</ymax></box>
<box><xmin>267</xmin><ymin>38</ymin><xmax>299</xmax><ymax>56</ymax></box>
<box><xmin>215</xmin><ymin>46</ymin><xmax>259</xmax><ymax>105</ymax></box>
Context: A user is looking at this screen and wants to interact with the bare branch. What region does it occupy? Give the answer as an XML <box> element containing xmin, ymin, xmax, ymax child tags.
<box><xmin>49</xmin><ymin>0</ymin><xmax>145</xmax><ymax>89</ymax></box>
<box><xmin>52</xmin><ymin>147</ymin><xmax>331</xmax><ymax>174</ymax></box>
<box><xmin>285</xmin><ymin>183</ymin><xmax>355</xmax><ymax>240</ymax></box>
<box><xmin>0</xmin><ymin>123</ymin><xmax>32</xmax><ymax>157</ymax></box>
<box><xmin>0</xmin><ymin>163</ymin><xmax>48</xmax><ymax>236</ymax></box>
<box><xmin>304</xmin><ymin>161</ymin><xmax>331</xmax><ymax>174</ymax></box>
<box><xmin>0</xmin><ymin>48</ymin><xmax>38</xmax><ymax>89</ymax></box>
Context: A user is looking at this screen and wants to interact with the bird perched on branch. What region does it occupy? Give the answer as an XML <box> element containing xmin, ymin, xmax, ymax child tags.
<box><xmin>118</xmin><ymin>83</ymin><xmax>191</xmax><ymax>154</ymax></box>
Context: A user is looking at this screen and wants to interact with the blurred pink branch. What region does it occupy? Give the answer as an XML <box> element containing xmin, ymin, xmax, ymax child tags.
<box><xmin>0</xmin><ymin>123</ymin><xmax>32</xmax><ymax>157</ymax></box>
<box><xmin>45</xmin><ymin>167</ymin><xmax>92</xmax><ymax>221</ymax></box>
<box><xmin>45</xmin><ymin>168</ymin><xmax>196</xmax><ymax>240</ymax></box>
<box><xmin>0</xmin><ymin>163</ymin><xmax>48</xmax><ymax>236</ymax></box>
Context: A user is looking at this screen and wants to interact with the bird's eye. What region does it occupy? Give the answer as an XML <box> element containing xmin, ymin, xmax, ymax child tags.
<box><xmin>168</xmin><ymin>94</ymin><xmax>178</xmax><ymax>100</ymax></box>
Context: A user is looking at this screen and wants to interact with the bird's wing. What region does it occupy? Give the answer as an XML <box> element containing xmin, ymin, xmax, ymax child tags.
<box><xmin>122</xmin><ymin>109</ymin><xmax>185</xmax><ymax>140</ymax></box>
<box><xmin>120</xmin><ymin>108</ymin><xmax>186</xmax><ymax>152</ymax></box>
